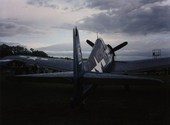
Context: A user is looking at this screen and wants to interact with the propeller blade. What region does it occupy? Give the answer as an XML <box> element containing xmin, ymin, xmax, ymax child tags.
<box><xmin>86</xmin><ymin>40</ymin><xmax>94</xmax><ymax>47</ymax></box>
<box><xmin>112</xmin><ymin>41</ymin><xmax>128</xmax><ymax>52</ymax></box>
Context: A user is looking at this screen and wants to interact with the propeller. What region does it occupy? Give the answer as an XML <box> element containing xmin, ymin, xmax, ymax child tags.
<box><xmin>86</xmin><ymin>39</ymin><xmax>128</xmax><ymax>53</ymax></box>
<box><xmin>86</xmin><ymin>40</ymin><xmax>94</xmax><ymax>47</ymax></box>
<box><xmin>112</xmin><ymin>41</ymin><xmax>128</xmax><ymax>52</ymax></box>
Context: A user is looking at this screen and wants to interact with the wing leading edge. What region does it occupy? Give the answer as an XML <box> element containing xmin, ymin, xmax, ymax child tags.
<box><xmin>113</xmin><ymin>57</ymin><xmax>170</xmax><ymax>73</ymax></box>
<box><xmin>2</xmin><ymin>55</ymin><xmax>73</xmax><ymax>71</ymax></box>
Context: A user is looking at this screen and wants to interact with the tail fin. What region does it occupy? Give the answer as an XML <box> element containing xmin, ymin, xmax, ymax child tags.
<box><xmin>73</xmin><ymin>27</ymin><xmax>83</xmax><ymax>77</ymax></box>
<box><xmin>71</xmin><ymin>27</ymin><xmax>83</xmax><ymax>107</ymax></box>
<box><xmin>72</xmin><ymin>27</ymin><xmax>99</xmax><ymax>107</ymax></box>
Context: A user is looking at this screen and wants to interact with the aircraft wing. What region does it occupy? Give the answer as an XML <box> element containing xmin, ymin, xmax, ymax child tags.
<box><xmin>113</xmin><ymin>57</ymin><xmax>170</xmax><ymax>73</ymax></box>
<box><xmin>13</xmin><ymin>72</ymin><xmax>163</xmax><ymax>85</ymax></box>
<box><xmin>2</xmin><ymin>55</ymin><xmax>73</xmax><ymax>71</ymax></box>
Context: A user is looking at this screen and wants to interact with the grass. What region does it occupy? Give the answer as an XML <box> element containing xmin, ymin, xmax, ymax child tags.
<box><xmin>0</xmin><ymin>74</ymin><xmax>169</xmax><ymax>125</ymax></box>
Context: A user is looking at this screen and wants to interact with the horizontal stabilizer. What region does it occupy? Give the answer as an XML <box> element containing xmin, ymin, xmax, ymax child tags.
<box><xmin>13</xmin><ymin>72</ymin><xmax>73</xmax><ymax>84</ymax></box>
<box><xmin>13</xmin><ymin>72</ymin><xmax>164</xmax><ymax>85</ymax></box>
<box><xmin>83</xmin><ymin>72</ymin><xmax>163</xmax><ymax>85</ymax></box>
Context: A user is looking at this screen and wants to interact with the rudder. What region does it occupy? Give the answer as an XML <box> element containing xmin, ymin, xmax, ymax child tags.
<box><xmin>71</xmin><ymin>27</ymin><xmax>84</xmax><ymax>107</ymax></box>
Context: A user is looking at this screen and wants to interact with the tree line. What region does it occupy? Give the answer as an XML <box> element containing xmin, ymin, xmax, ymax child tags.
<box><xmin>0</xmin><ymin>44</ymin><xmax>48</xmax><ymax>58</ymax></box>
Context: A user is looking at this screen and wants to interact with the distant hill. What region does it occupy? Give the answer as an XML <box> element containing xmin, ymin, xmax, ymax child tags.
<box><xmin>38</xmin><ymin>43</ymin><xmax>73</xmax><ymax>51</ymax></box>
<box><xmin>0</xmin><ymin>44</ymin><xmax>48</xmax><ymax>58</ymax></box>
<box><xmin>0</xmin><ymin>41</ymin><xmax>20</xmax><ymax>46</ymax></box>
<box><xmin>38</xmin><ymin>42</ymin><xmax>170</xmax><ymax>60</ymax></box>
<box><xmin>37</xmin><ymin>42</ymin><xmax>92</xmax><ymax>58</ymax></box>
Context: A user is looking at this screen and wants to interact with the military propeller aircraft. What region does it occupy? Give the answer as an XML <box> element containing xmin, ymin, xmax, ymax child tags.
<box><xmin>1</xmin><ymin>27</ymin><xmax>170</xmax><ymax>107</ymax></box>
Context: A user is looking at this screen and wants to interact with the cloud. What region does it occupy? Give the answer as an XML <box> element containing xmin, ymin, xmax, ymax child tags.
<box><xmin>140</xmin><ymin>0</ymin><xmax>166</xmax><ymax>4</ymax></box>
<box><xmin>0</xmin><ymin>20</ymin><xmax>46</xmax><ymax>37</ymax></box>
<box><xmin>84</xmin><ymin>0</ymin><xmax>166</xmax><ymax>10</ymax></box>
<box><xmin>26</xmin><ymin>0</ymin><xmax>85</xmax><ymax>10</ymax></box>
<box><xmin>27</xmin><ymin>0</ymin><xmax>58</xmax><ymax>9</ymax></box>
<box><xmin>79</xmin><ymin>0</ymin><xmax>170</xmax><ymax>35</ymax></box>
<box><xmin>122</xmin><ymin>5</ymin><xmax>170</xmax><ymax>34</ymax></box>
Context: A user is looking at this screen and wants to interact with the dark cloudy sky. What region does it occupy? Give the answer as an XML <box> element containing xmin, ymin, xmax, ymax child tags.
<box><xmin>0</xmin><ymin>0</ymin><xmax>170</xmax><ymax>59</ymax></box>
